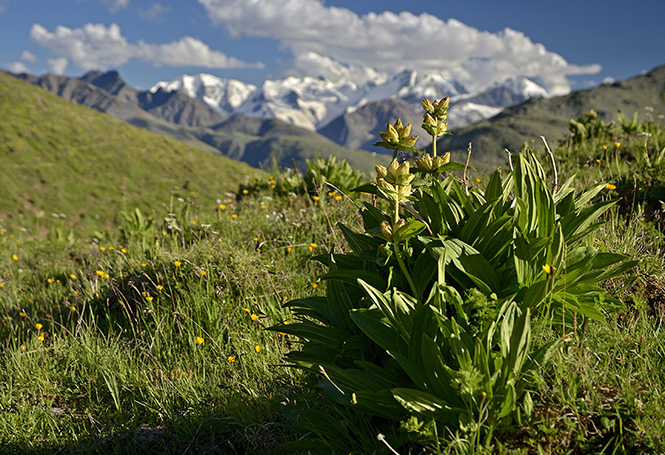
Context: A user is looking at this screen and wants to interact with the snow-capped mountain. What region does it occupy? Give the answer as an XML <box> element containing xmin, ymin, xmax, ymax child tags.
<box><xmin>151</xmin><ymin>73</ymin><xmax>257</xmax><ymax>117</ymax></box>
<box><xmin>151</xmin><ymin>70</ymin><xmax>548</xmax><ymax>146</ymax></box>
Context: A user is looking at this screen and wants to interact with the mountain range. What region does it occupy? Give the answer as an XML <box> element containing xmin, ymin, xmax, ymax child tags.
<box><xmin>152</xmin><ymin>70</ymin><xmax>547</xmax><ymax>146</ymax></box>
<box><xmin>9</xmin><ymin>63</ymin><xmax>665</xmax><ymax>173</ymax></box>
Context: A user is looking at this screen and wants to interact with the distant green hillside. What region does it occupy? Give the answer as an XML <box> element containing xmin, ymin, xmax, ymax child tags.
<box><xmin>0</xmin><ymin>72</ymin><xmax>262</xmax><ymax>235</ymax></box>
<box><xmin>439</xmin><ymin>64</ymin><xmax>665</xmax><ymax>172</ymax></box>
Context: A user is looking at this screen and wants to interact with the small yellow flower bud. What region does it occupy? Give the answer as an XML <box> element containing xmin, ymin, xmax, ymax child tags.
<box><xmin>375</xmin><ymin>165</ymin><xmax>388</xmax><ymax>180</ymax></box>
<box><xmin>422</xmin><ymin>99</ymin><xmax>434</xmax><ymax>113</ymax></box>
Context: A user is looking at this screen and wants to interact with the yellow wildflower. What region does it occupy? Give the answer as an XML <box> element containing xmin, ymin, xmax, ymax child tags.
<box><xmin>227</xmin><ymin>355</ymin><xmax>236</xmax><ymax>363</ymax></box>
<box><xmin>255</xmin><ymin>345</ymin><xmax>261</xmax><ymax>353</ymax></box>
<box><xmin>231</xmin><ymin>214</ymin><xmax>237</xmax><ymax>220</ymax></box>
<box><xmin>311</xmin><ymin>283</ymin><xmax>318</xmax><ymax>289</ymax></box>
<box><xmin>35</xmin><ymin>323</ymin><xmax>43</xmax><ymax>330</ymax></box>
<box><xmin>12</xmin><ymin>254</ymin><xmax>18</xmax><ymax>261</ymax></box>
<box><xmin>219</xmin><ymin>204</ymin><xmax>227</xmax><ymax>210</ymax></box>
<box><xmin>199</xmin><ymin>270</ymin><xmax>206</xmax><ymax>276</ymax></box>
<box><xmin>157</xmin><ymin>285</ymin><xmax>164</xmax><ymax>290</ymax></box>
<box><xmin>251</xmin><ymin>313</ymin><xmax>259</xmax><ymax>321</ymax></box>
<box><xmin>335</xmin><ymin>195</ymin><xmax>342</xmax><ymax>201</ymax></box>
<box><xmin>196</xmin><ymin>336</ymin><xmax>204</xmax><ymax>345</ymax></box>
<box><xmin>615</xmin><ymin>142</ymin><xmax>621</xmax><ymax>148</ymax></box>
<box><xmin>47</xmin><ymin>278</ymin><xmax>53</xmax><ymax>284</ymax></box>
<box><xmin>38</xmin><ymin>333</ymin><xmax>44</xmax><ymax>342</ymax></box>
<box><xmin>542</xmin><ymin>264</ymin><xmax>554</xmax><ymax>275</ymax></box>
<box><xmin>242</xmin><ymin>189</ymin><xmax>249</xmax><ymax>195</ymax></box>
<box><xmin>174</xmin><ymin>261</ymin><xmax>182</xmax><ymax>267</ymax></box>
<box><xmin>19</xmin><ymin>311</ymin><xmax>26</xmax><ymax>318</ymax></box>
<box><xmin>605</xmin><ymin>183</ymin><xmax>617</xmax><ymax>190</ymax></box>
<box><xmin>312</xmin><ymin>195</ymin><xmax>320</xmax><ymax>201</ymax></box>
<box><xmin>70</xmin><ymin>274</ymin><xmax>77</xmax><ymax>280</ymax></box>
<box><xmin>121</xmin><ymin>248</ymin><xmax>127</xmax><ymax>254</ymax></box>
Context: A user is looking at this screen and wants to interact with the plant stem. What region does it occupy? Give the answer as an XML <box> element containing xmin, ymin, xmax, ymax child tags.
<box><xmin>395</xmin><ymin>241</ymin><xmax>418</xmax><ymax>297</ymax></box>
<box><xmin>432</xmin><ymin>133</ymin><xmax>437</xmax><ymax>158</ymax></box>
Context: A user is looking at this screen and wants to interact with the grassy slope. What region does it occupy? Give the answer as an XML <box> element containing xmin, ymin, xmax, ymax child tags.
<box><xmin>0</xmin><ymin>72</ymin><xmax>262</xmax><ymax>235</ymax></box>
<box><xmin>439</xmin><ymin>64</ymin><xmax>665</xmax><ymax>171</ymax></box>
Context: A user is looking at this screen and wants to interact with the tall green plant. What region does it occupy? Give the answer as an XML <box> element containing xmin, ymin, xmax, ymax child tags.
<box><xmin>273</xmin><ymin>99</ymin><xmax>636</xmax><ymax>452</ymax></box>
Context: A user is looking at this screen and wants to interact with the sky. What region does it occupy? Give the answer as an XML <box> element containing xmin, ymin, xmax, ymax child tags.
<box><xmin>0</xmin><ymin>0</ymin><xmax>664</xmax><ymax>95</ymax></box>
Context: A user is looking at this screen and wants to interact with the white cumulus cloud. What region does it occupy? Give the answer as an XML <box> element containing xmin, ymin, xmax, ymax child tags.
<box><xmin>198</xmin><ymin>0</ymin><xmax>600</xmax><ymax>95</ymax></box>
<box><xmin>30</xmin><ymin>22</ymin><xmax>265</xmax><ymax>72</ymax></box>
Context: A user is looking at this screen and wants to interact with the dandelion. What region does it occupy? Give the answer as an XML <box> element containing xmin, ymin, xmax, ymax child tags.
<box><xmin>286</xmin><ymin>247</ymin><xmax>292</xmax><ymax>254</ymax></box>
<box><xmin>190</xmin><ymin>220</ymin><xmax>197</xmax><ymax>225</ymax></box>
<box><xmin>615</xmin><ymin>141</ymin><xmax>621</xmax><ymax>148</ymax></box>
<box><xmin>242</xmin><ymin>189</ymin><xmax>249</xmax><ymax>195</ymax></box>
<box><xmin>219</xmin><ymin>204</ymin><xmax>227</xmax><ymax>210</ymax></box>
<box><xmin>251</xmin><ymin>313</ymin><xmax>259</xmax><ymax>321</ymax></box>
<box><xmin>109</xmin><ymin>247</ymin><xmax>115</xmax><ymax>251</ymax></box>
<box><xmin>253</xmin><ymin>237</ymin><xmax>259</xmax><ymax>242</ymax></box>
<box><xmin>270</xmin><ymin>185</ymin><xmax>276</xmax><ymax>189</ymax></box>
<box><xmin>95</xmin><ymin>270</ymin><xmax>105</xmax><ymax>277</ymax></box>
<box><xmin>260</xmin><ymin>204</ymin><xmax>267</xmax><ymax>209</ymax></box>
<box><xmin>35</xmin><ymin>323</ymin><xmax>43</xmax><ymax>330</ymax></box>
<box><xmin>231</xmin><ymin>214</ymin><xmax>237</xmax><ymax>220</ymax></box>
<box><xmin>12</xmin><ymin>254</ymin><xmax>18</xmax><ymax>261</ymax></box>
<box><xmin>227</xmin><ymin>198</ymin><xmax>232</xmax><ymax>203</ymax></box>
<box><xmin>196</xmin><ymin>336</ymin><xmax>204</xmax><ymax>345</ymax></box>
<box><xmin>70</xmin><ymin>274</ymin><xmax>77</xmax><ymax>280</ymax></box>
<box><xmin>70</xmin><ymin>306</ymin><xmax>76</xmax><ymax>312</ymax></box>
<box><xmin>174</xmin><ymin>261</ymin><xmax>181</xmax><ymax>267</ymax></box>
<box><xmin>199</xmin><ymin>270</ymin><xmax>206</xmax><ymax>276</ymax></box>
<box><xmin>19</xmin><ymin>311</ymin><xmax>26</xmax><ymax>318</ymax></box>
<box><xmin>328</xmin><ymin>191</ymin><xmax>336</xmax><ymax>197</ymax></box>
<box><xmin>335</xmin><ymin>195</ymin><xmax>342</xmax><ymax>201</ymax></box>
<box><xmin>603</xmin><ymin>145</ymin><xmax>608</xmax><ymax>150</ymax></box>
<box><xmin>312</xmin><ymin>195</ymin><xmax>320</xmax><ymax>201</ymax></box>
<box><xmin>311</xmin><ymin>283</ymin><xmax>318</xmax><ymax>289</ymax></box>
<box><xmin>47</xmin><ymin>278</ymin><xmax>53</xmax><ymax>284</ymax></box>
<box><xmin>121</xmin><ymin>248</ymin><xmax>127</xmax><ymax>254</ymax></box>
<box><xmin>227</xmin><ymin>355</ymin><xmax>236</xmax><ymax>363</ymax></box>
<box><xmin>255</xmin><ymin>345</ymin><xmax>262</xmax><ymax>353</ymax></box>
<box><xmin>0</xmin><ymin>283</ymin><xmax>3</xmax><ymax>288</ymax></box>
<box><xmin>162</xmin><ymin>231</ymin><xmax>167</xmax><ymax>236</ymax></box>
<box><xmin>596</xmin><ymin>159</ymin><xmax>601</xmax><ymax>163</ymax></box>
<box><xmin>605</xmin><ymin>183</ymin><xmax>617</xmax><ymax>190</ymax></box>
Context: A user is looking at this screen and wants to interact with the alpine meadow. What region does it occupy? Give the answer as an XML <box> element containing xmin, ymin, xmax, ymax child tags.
<box><xmin>1</xmin><ymin>61</ymin><xmax>665</xmax><ymax>455</ymax></box>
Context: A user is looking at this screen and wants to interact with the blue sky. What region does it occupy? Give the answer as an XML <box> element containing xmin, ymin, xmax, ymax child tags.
<box><xmin>0</xmin><ymin>0</ymin><xmax>663</xmax><ymax>94</ymax></box>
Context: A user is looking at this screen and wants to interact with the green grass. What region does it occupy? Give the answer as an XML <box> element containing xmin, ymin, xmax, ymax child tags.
<box><xmin>2</xmin><ymin>71</ymin><xmax>665</xmax><ymax>454</ymax></box>
<box><xmin>0</xmin><ymin>72</ymin><xmax>262</xmax><ymax>236</ymax></box>
<box><xmin>0</xmin><ymin>193</ymin><xmax>362</xmax><ymax>454</ymax></box>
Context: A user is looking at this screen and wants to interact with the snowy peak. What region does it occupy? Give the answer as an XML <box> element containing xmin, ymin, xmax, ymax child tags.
<box><xmin>151</xmin><ymin>70</ymin><xmax>548</xmax><ymax>144</ymax></box>
<box><xmin>151</xmin><ymin>73</ymin><xmax>256</xmax><ymax>117</ymax></box>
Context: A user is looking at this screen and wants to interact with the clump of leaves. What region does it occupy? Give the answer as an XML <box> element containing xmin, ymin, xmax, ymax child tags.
<box><xmin>237</xmin><ymin>155</ymin><xmax>368</xmax><ymax>200</ymax></box>
<box><xmin>273</xmin><ymin>99</ymin><xmax>637</xmax><ymax>452</ymax></box>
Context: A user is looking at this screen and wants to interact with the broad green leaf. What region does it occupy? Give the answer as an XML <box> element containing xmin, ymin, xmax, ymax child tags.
<box><xmin>349</xmin><ymin>308</ymin><xmax>408</xmax><ymax>355</ymax></box>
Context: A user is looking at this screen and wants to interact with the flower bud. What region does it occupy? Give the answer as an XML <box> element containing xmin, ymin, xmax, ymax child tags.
<box><xmin>422</xmin><ymin>99</ymin><xmax>434</xmax><ymax>114</ymax></box>
<box><xmin>385</xmin><ymin>123</ymin><xmax>399</xmax><ymax>142</ymax></box>
<box><xmin>375</xmin><ymin>165</ymin><xmax>388</xmax><ymax>180</ymax></box>
<box><xmin>416</xmin><ymin>153</ymin><xmax>433</xmax><ymax>171</ymax></box>
<box><xmin>397</xmin><ymin>184</ymin><xmax>412</xmax><ymax>200</ymax></box>
<box><xmin>433</xmin><ymin>153</ymin><xmax>450</xmax><ymax>168</ymax></box>
<box><xmin>380</xmin><ymin>220</ymin><xmax>393</xmax><ymax>240</ymax></box>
